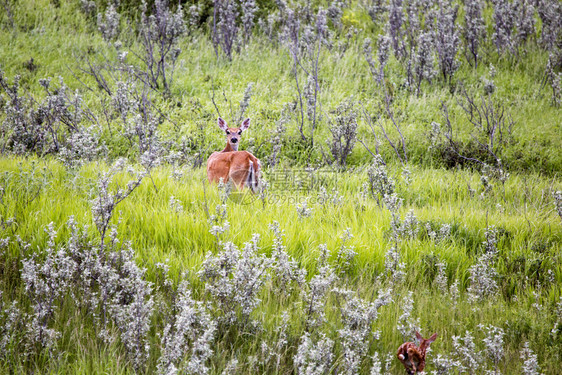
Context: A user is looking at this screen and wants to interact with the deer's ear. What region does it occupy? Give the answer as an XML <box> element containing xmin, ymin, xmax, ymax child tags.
<box><xmin>218</xmin><ymin>117</ymin><xmax>228</xmax><ymax>131</ymax></box>
<box><xmin>415</xmin><ymin>332</ymin><xmax>423</xmax><ymax>341</ymax></box>
<box><xmin>428</xmin><ymin>333</ymin><xmax>438</xmax><ymax>344</ymax></box>
<box><xmin>240</xmin><ymin>118</ymin><xmax>250</xmax><ymax>132</ymax></box>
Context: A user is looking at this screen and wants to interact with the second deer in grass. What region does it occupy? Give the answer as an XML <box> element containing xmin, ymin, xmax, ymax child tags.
<box><xmin>206</xmin><ymin>117</ymin><xmax>260</xmax><ymax>192</ymax></box>
<box><xmin>397</xmin><ymin>332</ymin><xmax>438</xmax><ymax>374</ymax></box>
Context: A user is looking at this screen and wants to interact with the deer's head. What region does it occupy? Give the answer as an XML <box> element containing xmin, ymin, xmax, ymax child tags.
<box><xmin>416</xmin><ymin>331</ymin><xmax>438</xmax><ymax>357</ymax></box>
<box><xmin>218</xmin><ymin>117</ymin><xmax>250</xmax><ymax>152</ymax></box>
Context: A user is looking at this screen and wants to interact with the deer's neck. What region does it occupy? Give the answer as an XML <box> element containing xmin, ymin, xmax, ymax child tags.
<box><xmin>222</xmin><ymin>142</ymin><xmax>238</xmax><ymax>152</ymax></box>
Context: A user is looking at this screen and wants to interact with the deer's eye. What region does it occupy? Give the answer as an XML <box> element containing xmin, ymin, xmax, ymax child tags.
<box><xmin>237</xmin><ymin>131</ymin><xmax>242</xmax><ymax>135</ymax></box>
<box><xmin>226</xmin><ymin>130</ymin><xmax>230</xmax><ymax>135</ymax></box>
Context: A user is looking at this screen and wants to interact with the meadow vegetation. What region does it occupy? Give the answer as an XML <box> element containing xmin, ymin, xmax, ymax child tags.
<box><xmin>0</xmin><ymin>0</ymin><xmax>561</xmax><ymax>373</ymax></box>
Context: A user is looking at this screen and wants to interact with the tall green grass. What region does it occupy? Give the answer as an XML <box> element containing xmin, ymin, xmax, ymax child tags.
<box><xmin>1</xmin><ymin>0</ymin><xmax>562</xmax><ymax>373</ymax></box>
<box><xmin>0</xmin><ymin>157</ymin><xmax>560</xmax><ymax>372</ymax></box>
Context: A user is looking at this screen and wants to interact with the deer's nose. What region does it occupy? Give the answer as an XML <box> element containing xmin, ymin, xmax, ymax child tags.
<box><xmin>231</xmin><ymin>138</ymin><xmax>238</xmax><ymax>143</ymax></box>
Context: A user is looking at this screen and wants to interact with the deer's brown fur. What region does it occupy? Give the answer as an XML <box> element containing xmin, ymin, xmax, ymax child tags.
<box><xmin>206</xmin><ymin>118</ymin><xmax>260</xmax><ymax>192</ymax></box>
<box><xmin>397</xmin><ymin>332</ymin><xmax>437</xmax><ymax>374</ymax></box>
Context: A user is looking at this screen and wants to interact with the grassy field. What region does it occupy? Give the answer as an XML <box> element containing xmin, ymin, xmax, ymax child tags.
<box><xmin>0</xmin><ymin>157</ymin><xmax>560</xmax><ymax>373</ymax></box>
<box><xmin>1</xmin><ymin>0</ymin><xmax>562</xmax><ymax>374</ymax></box>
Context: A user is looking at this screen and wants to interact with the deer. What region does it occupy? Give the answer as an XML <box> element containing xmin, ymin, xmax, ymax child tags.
<box><xmin>397</xmin><ymin>332</ymin><xmax>438</xmax><ymax>374</ymax></box>
<box><xmin>206</xmin><ymin>117</ymin><xmax>261</xmax><ymax>192</ymax></box>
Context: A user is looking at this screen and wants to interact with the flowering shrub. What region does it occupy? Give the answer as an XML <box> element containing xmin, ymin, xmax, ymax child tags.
<box><xmin>468</xmin><ymin>226</ymin><xmax>499</xmax><ymax>302</ymax></box>
<box><xmin>492</xmin><ymin>0</ymin><xmax>515</xmax><ymax>55</ymax></box>
<box><xmin>213</xmin><ymin>0</ymin><xmax>239</xmax><ymax>60</ymax></box>
<box><xmin>327</xmin><ymin>98</ymin><xmax>358</xmax><ymax>168</ymax></box>
<box><xmin>198</xmin><ymin>235</ymin><xmax>273</xmax><ymax>327</ymax></box>
<box><xmin>334</xmin><ymin>287</ymin><xmax>391</xmax><ymax>374</ymax></box>
<box><xmin>157</xmin><ymin>280</ymin><xmax>216</xmax><ymax>375</ymax></box>
<box><xmin>396</xmin><ymin>292</ymin><xmax>420</xmax><ymax>341</ymax></box>
<box><xmin>464</xmin><ymin>0</ymin><xmax>484</xmax><ymax>67</ymax></box>
<box><xmin>139</xmin><ymin>0</ymin><xmax>186</xmax><ymax>94</ymax></box>
<box><xmin>97</xmin><ymin>4</ymin><xmax>120</xmax><ymax>42</ymax></box>
<box><xmin>453</xmin><ymin>330</ymin><xmax>482</xmax><ymax>373</ymax></box>
<box><xmin>366</xmin><ymin>155</ymin><xmax>395</xmax><ymax>206</ymax></box>
<box><xmin>433</xmin><ymin>0</ymin><xmax>460</xmax><ymax>83</ymax></box>
<box><xmin>480</xmin><ymin>324</ymin><xmax>504</xmax><ymax>373</ymax></box>
<box><xmin>269</xmin><ymin>221</ymin><xmax>306</xmax><ymax>292</ymax></box>
<box><xmin>294</xmin><ymin>332</ymin><xmax>334</xmax><ymax>375</ymax></box>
